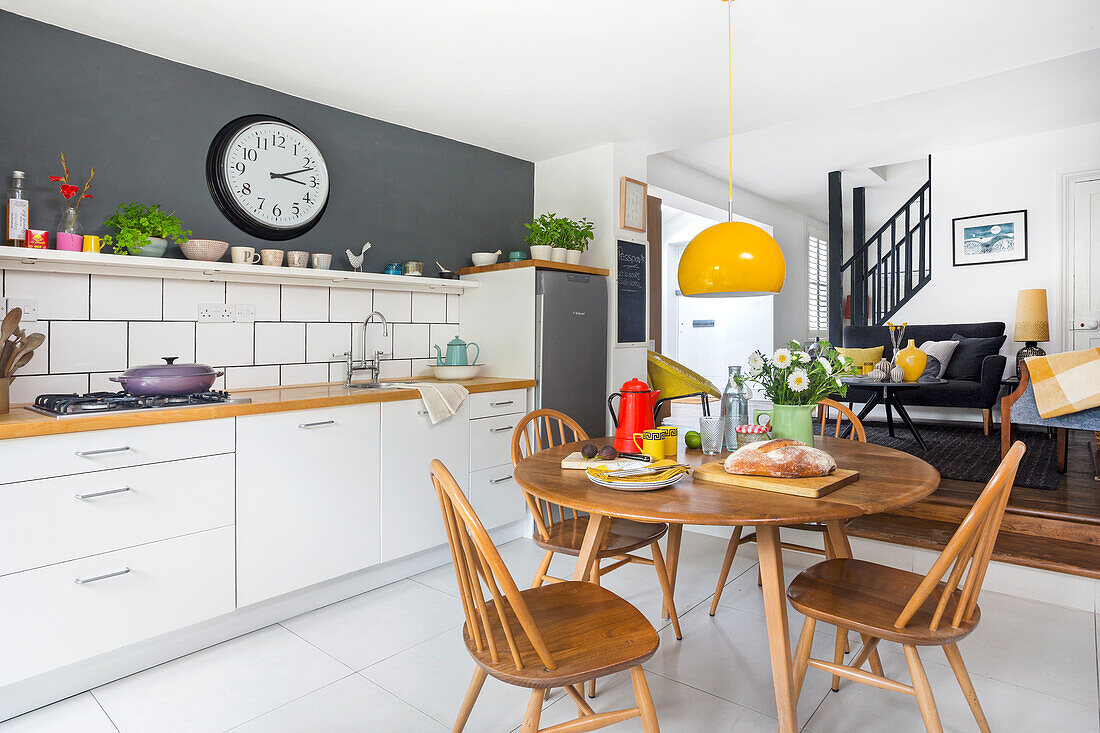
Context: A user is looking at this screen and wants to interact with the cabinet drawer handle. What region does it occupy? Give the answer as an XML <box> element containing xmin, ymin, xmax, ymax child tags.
<box><xmin>417</xmin><ymin>410</ymin><xmax>429</xmax><ymax>416</ymax></box>
<box><xmin>298</xmin><ymin>420</ymin><xmax>335</xmax><ymax>429</ymax></box>
<box><xmin>489</xmin><ymin>475</ymin><xmax>513</xmax><ymax>484</ymax></box>
<box><xmin>75</xmin><ymin>446</ymin><xmax>131</xmax><ymax>457</ymax></box>
<box><xmin>489</xmin><ymin>425</ymin><xmax>514</xmax><ymax>433</ymax></box>
<box><xmin>75</xmin><ymin>567</ymin><xmax>131</xmax><ymax>585</ymax></box>
<box><xmin>75</xmin><ymin>487</ymin><xmax>131</xmax><ymax>500</ymax></box>
<box><xmin>490</xmin><ymin>400</ymin><xmax>514</xmax><ymax>407</ymax></box>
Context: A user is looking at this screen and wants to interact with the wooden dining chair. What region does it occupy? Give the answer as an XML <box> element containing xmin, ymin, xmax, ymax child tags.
<box><xmin>786</xmin><ymin>441</ymin><xmax>1026</xmax><ymax>733</ymax></box>
<box><xmin>431</xmin><ymin>459</ymin><xmax>662</xmax><ymax>733</ymax></box>
<box><xmin>511</xmin><ymin>409</ymin><xmax>681</xmax><ymax>697</ymax></box>
<box><xmin>709</xmin><ymin>399</ymin><xmax>866</xmax><ymax>616</ymax></box>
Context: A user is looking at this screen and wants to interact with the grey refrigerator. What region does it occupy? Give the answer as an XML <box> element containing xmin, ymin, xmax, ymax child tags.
<box><xmin>534</xmin><ymin>270</ymin><xmax>608</xmax><ymax>438</ymax></box>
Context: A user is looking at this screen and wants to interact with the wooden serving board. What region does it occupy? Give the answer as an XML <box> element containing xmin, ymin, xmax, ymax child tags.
<box><xmin>691</xmin><ymin>462</ymin><xmax>860</xmax><ymax>498</ymax></box>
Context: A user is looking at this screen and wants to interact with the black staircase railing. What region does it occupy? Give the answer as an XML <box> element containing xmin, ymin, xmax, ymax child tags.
<box><xmin>841</xmin><ymin>156</ymin><xmax>932</xmax><ymax>328</ymax></box>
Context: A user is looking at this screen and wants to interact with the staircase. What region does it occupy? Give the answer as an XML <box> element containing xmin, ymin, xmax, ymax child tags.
<box><xmin>828</xmin><ymin>156</ymin><xmax>932</xmax><ymax>341</ymax></box>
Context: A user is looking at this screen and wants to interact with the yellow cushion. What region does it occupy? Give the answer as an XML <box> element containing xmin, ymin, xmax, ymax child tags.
<box><xmin>836</xmin><ymin>346</ymin><xmax>884</xmax><ymax>375</ymax></box>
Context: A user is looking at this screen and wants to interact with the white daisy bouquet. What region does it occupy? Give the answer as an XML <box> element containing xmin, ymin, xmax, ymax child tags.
<box><xmin>745</xmin><ymin>339</ymin><xmax>856</xmax><ymax>406</ymax></box>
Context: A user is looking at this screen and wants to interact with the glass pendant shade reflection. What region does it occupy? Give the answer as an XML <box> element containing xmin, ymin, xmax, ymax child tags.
<box><xmin>678</xmin><ymin>221</ymin><xmax>786</xmax><ymax>297</ymax></box>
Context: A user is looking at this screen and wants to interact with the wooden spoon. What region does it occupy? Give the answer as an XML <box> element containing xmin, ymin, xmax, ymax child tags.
<box><xmin>0</xmin><ymin>307</ymin><xmax>21</xmax><ymax>345</ymax></box>
<box><xmin>6</xmin><ymin>351</ymin><xmax>33</xmax><ymax>376</ymax></box>
<box><xmin>5</xmin><ymin>332</ymin><xmax>43</xmax><ymax>376</ymax></box>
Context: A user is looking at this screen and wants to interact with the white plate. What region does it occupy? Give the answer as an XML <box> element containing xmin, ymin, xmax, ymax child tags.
<box><xmin>587</xmin><ymin>473</ymin><xmax>685</xmax><ymax>492</ymax></box>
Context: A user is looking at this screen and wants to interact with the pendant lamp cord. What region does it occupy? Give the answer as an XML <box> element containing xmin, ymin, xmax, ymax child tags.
<box><xmin>727</xmin><ymin>0</ymin><xmax>734</xmax><ymax>223</ymax></box>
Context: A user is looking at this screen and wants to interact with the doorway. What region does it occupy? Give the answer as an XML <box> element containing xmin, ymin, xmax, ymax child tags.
<box><xmin>1067</xmin><ymin>174</ymin><xmax>1100</xmax><ymax>351</ymax></box>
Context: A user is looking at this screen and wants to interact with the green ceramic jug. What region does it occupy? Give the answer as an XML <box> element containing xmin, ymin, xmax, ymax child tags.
<box><xmin>754</xmin><ymin>404</ymin><xmax>816</xmax><ymax>446</ymax></box>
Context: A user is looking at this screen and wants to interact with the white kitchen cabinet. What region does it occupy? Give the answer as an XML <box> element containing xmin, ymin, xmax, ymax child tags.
<box><xmin>0</xmin><ymin>454</ymin><xmax>234</xmax><ymax>577</ymax></box>
<box><xmin>468</xmin><ymin>467</ymin><xmax>527</xmax><ymax>530</ymax></box>
<box><xmin>380</xmin><ymin>399</ymin><xmax>469</xmax><ymax>561</ymax></box>
<box><xmin>469</xmin><ymin>413</ymin><xmax>522</xmax><ymax>472</ymax></box>
<box><xmin>469</xmin><ymin>388</ymin><xmax>527</xmax><ymax>419</ymax></box>
<box><xmin>0</xmin><ymin>526</ymin><xmax>235</xmax><ymax>688</ymax></box>
<box><xmin>236</xmin><ymin>404</ymin><xmax>381</xmax><ymax>606</ymax></box>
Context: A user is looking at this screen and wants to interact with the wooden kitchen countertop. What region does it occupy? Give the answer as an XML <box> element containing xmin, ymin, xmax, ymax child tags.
<box><xmin>0</xmin><ymin>377</ymin><xmax>536</xmax><ymax>440</ymax></box>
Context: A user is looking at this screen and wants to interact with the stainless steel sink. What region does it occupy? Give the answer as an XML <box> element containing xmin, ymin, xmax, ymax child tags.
<box><xmin>347</xmin><ymin>382</ymin><xmax>408</xmax><ymax>390</ymax></box>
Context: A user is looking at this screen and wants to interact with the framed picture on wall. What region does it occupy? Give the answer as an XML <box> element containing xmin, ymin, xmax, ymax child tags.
<box><xmin>951</xmin><ymin>209</ymin><xmax>1028</xmax><ymax>267</ymax></box>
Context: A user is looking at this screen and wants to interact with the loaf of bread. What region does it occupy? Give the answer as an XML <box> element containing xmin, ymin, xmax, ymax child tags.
<box><xmin>723</xmin><ymin>439</ymin><xmax>836</xmax><ymax>478</ymax></box>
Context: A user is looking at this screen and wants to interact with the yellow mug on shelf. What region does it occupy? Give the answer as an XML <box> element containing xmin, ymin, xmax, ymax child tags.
<box><xmin>632</xmin><ymin>428</ymin><xmax>666</xmax><ymax>461</ymax></box>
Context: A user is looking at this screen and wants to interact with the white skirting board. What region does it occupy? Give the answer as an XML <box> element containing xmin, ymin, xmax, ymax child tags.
<box><xmin>684</xmin><ymin>525</ymin><xmax>1100</xmax><ymax>613</ymax></box>
<box><xmin>0</xmin><ymin>520</ymin><xmax>524</xmax><ymax>723</ymax></box>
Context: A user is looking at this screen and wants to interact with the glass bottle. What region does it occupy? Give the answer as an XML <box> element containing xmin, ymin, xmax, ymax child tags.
<box><xmin>720</xmin><ymin>365</ymin><xmax>749</xmax><ymax>450</ymax></box>
<box><xmin>5</xmin><ymin>171</ymin><xmax>29</xmax><ymax>247</ymax></box>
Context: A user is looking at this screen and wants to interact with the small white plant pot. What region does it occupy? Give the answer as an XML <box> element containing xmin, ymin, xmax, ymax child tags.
<box><xmin>550</xmin><ymin>246</ymin><xmax>567</xmax><ymax>263</ymax></box>
<box><xmin>565</xmin><ymin>250</ymin><xmax>581</xmax><ymax>265</ymax></box>
<box><xmin>529</xmin><ymin>245</ymin><xmax>552</xmax><ymax>260</ymax></box>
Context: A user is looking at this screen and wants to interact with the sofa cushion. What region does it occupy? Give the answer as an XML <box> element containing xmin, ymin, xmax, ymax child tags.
<box><xmin>946</xmin><ymin>333</ymin><xmax>1006</xmax><ymax>381</ymax></box>
<box><xmin>919</xmin><ymin>340</ymin><xmax>959</xmax><ymax>378</ymax></box>
<box><xmin>837</xmin><ymin>346</ymin><xmax>883</xmax><ymax>374</ymax></box>
<box><xmin>843</xmin><ymin>322</ymin><xmax>1005</xmax><ymax>359</ymax></box>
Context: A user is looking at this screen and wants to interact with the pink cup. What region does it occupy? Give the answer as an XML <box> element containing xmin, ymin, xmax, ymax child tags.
<box><xmin>56</xmin><ymin>232</ymin><xmax>83</xmax><ymax>251</ymax></box>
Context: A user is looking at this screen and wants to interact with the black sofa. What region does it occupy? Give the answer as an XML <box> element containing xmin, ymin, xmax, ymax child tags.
<box><xmin>842</xmin><ymin>322</ymin><xmax>1008</xmax><ymax>434</ymax></box>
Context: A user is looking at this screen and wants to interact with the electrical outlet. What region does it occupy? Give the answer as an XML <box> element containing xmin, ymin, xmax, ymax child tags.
<box><xmin>197</xmin><ymin>303</ymin><xmax>233</xmax><ymax>322</ymax></box>
<box><xmin>232</xmin><ymin>304</ymin><xmax>256</xmax><ymax>323</ymax></box>
<box><xmin>7</xmin><ymin>297</ymin><xmax>38</xmax><ymax>322</ymax></box>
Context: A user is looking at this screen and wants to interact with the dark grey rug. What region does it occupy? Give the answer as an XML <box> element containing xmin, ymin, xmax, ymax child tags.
<box><xmin>858</xmin><ymin>421</ymin><xmax>1061</xmax><ymax>491</ymax></box>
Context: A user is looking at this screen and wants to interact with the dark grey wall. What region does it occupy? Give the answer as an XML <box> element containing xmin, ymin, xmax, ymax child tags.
<box><xmin>0</xmin><ymin>12</ymin><xmax>533</xmax><ymax>272</ymax></box>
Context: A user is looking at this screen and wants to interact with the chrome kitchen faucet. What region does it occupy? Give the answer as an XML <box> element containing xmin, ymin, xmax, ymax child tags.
<box><xmin>337</xmin><ymin>310</ymin><xmax>389</xmax><ymax>388</ymax></box>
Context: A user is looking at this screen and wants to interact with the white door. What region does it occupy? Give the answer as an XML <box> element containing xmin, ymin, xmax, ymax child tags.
<box><xmin>1071</xmin><ymin>177</ymin><xmax>1100</xmax><ymax>350</ymax></box>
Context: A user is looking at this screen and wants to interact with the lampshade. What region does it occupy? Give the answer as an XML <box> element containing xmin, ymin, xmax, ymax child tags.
<box><xmin>678</xmin><ymin>221</ymin><xmax>785</xmax><ymax>297</ymax></box>
<box><xmin>1014</xmin><ymin>288</ymin><xmax>1049</xmax><ymax>342</ymax></box>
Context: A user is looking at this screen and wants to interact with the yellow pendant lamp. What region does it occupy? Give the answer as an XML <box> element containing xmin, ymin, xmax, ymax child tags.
<box><xmin>678</xmin><ymin>0</ymin><xmax>785</xmax><ymax>298</ymax></box>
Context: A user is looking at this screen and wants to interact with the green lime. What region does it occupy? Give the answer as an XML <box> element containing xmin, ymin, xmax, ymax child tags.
<box><xmin>684</xmin><ymin>430</ymin><xmax>702</xmax><ymax>449</ymax></box>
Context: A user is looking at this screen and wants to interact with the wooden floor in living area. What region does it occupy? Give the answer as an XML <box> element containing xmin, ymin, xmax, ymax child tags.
<box><xmin>849</xmin><ymin>429</ymin><xmax>1100</xmax><ymax>579</ymax></box>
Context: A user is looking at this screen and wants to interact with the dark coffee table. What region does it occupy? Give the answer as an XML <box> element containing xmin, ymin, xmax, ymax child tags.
<box><xmin>840</xmin><ymin>377</ymin><xmax>946</xmax><ymax>451</ymax></box>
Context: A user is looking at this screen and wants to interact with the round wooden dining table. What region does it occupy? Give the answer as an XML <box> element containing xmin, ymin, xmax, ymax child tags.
<box><xmin>513</xmin><ymin>435</ymin><xmax>940</xmax><ymax>733</ymax></box>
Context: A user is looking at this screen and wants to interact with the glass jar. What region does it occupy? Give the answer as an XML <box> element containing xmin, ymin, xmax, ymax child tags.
<box><xmin>719</xmin><ymin>365</ymin><xmax>750</xmax><ymax>450</ymax></box>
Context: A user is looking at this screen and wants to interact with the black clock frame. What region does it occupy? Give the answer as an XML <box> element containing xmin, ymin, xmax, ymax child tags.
<box><xmin>205</xmin><ymin>114</ymin><xmax>329</xmax><ymax>241</ymax></box>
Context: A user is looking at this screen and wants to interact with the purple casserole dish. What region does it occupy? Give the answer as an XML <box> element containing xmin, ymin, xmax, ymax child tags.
<box><xmin>110</xmin><ymin>357</ymin><xmax>224</xmax><ymax>396</ymax></box>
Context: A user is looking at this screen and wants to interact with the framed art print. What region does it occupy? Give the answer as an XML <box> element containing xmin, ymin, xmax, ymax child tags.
<box><xmin>952</xmin><ymin>209</ymin><xmax>1027</xmax><ymax>267</ymax></box>
<box><xmin>620</xmin><ymin>177</ymin><xmax>647</xmax><ymax>233</ymax></box>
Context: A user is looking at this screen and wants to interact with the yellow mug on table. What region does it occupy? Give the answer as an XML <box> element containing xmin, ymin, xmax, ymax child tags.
<box><xmin>661</xmin><ymin>426</ymin><xmax>678</xmax><ymax>455</ymax></box>
<box><xmin>632</xmin><ymin>429</ymin><xmax>666</xmax><ymax>461</ymax></box>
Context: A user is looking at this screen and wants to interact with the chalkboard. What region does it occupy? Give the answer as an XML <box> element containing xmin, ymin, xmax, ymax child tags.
<box><xmin>616</xmin><ymin>240</ymin><xmax>646</xmax><ymax>344</ymax></box>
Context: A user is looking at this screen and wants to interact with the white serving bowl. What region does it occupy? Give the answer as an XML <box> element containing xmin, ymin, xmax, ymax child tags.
<box><xmin>471</xmin><ymin>252</ymin><xmax>499</xmax><ymax>267</ymax></box>
<box><xmin>430</xmin><ymin>364</ymin><xmax>483</xmax><ymax>381</ymax></box>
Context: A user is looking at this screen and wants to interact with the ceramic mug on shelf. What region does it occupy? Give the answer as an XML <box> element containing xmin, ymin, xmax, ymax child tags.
<box><xmin>287</xmin><ymin>250</ymin><xmax>309</xmax><ymax>268</ymax></box>
<box><xmin>632</xmin><ymin>429</ymin><xmax>666</xmax><ymax>461</ymax></box>
<box><xmin>311</xmin><ymin>253</ymin><xmax>332</xmax><ymax>269</ymax></box>
<box><xmin>231</xmin><ymin>246</ymin><xmax>261</xmax><ymax>264</ymax></box>
<box><xmin>260</xmin><ymin>249</ymin><xmax>284</xmax><ymax>267</ymax></box>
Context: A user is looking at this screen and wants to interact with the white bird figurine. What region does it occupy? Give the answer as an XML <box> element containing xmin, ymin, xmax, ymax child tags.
<box><xmin>346</xmin><ymin>242</ymin><xmax>371</xmax><ymax>272</ymax></box>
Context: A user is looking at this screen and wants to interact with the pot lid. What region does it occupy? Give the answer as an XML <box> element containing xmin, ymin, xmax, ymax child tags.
<box><xmin>119</xmin><ymin>357</ymin><xmax>218</xmax><ymax>378</ymax></box>
<box><xmin>447</xmin><ymin>335</ymin><xmax>467</xmax><ymax>347</ymax></box>
<box><xmin>619</xmin><ymin>378</ymin><xmax>652</xmax><ymax>392</ymax></box>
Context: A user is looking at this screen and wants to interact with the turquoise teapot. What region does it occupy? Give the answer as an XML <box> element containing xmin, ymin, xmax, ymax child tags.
<box><xmin>433</xmin><ymin>335</ymin><xmax>480</xmax><ymax>366</ymax></box>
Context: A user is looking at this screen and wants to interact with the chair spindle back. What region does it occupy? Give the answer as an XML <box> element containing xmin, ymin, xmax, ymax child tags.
<box><xmin>894</xmin><ymin>441</ymin><xmax>1025</xmax><ymax>632</ymax></box>
<box><xmin>510</xmin><ymin>409</ymin><xmax>590</xmax><ymax>540</ymax></box>
<box><xmin>431</xmin><ymin>459</ymin><xmax>557</xmax><ymax>672</ymax></box>
<box><xmin>817</xmin><ymin>399</ymin><xmax>867</xmax><ymax>441</ymax></box>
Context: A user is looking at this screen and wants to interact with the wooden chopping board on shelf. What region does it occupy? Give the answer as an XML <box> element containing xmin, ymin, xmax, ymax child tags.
<box><xmin>691</xmin><ymin>462</ymin><xmax>860</xmax><ymax>498</ymax></box>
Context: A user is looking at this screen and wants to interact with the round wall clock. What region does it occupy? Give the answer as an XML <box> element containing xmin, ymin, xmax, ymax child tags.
<box><xmin>206</xmin><ymin>115</ymin><xmax>330</xmax><ymax>240</ymax></box>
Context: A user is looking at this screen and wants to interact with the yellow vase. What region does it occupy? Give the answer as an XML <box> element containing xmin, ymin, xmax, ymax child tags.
<box><xmin>896</xmin><ymin>339</ymin><xmax>927</xmax><ymax>382</ymax></box>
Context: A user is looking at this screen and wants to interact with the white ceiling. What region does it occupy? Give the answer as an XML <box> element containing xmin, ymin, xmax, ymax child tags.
<box><xmin>3</xmin><ymin>0</ymin><xmax>1099</xmax><ymax>162</ymax></box>
<box><xmin>660</xmin><ymin>49</ymin><xmax>1100</xmax><ymax>223</ymax></box>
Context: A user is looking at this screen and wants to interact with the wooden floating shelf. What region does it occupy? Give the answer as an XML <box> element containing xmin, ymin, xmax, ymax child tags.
<box><xmin>0</xmin><ymin>246</ymin><xmax>477</xmax><ymax>294</ymax></box>
<box><xmin>457</xmin><ymin>259</ymin><xmax>609</xmax><ymax>277</ymax></box>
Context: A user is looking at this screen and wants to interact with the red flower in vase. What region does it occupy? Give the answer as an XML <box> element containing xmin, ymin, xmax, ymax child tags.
<box><xmin>60</xmin><ymin>184</ymin><xmax>80</xmax><ymax>200</ymax></box>
<box><xmin>48</xmin><ymin>176</ymin><xmax>63</xmax><ymax>182</ymax></box>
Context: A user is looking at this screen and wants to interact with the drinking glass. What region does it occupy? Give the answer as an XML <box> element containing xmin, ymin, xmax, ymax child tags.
<box><xmin>699</xmin><ymin>416</ymin><xmax>724</xmax><ymax>456</ymax></box>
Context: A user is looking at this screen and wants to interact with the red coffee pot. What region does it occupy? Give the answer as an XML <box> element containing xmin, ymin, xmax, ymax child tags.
<box><xmin>608</xmin><ymin>378</ymin><xmax>661</xmax><ymax>453</ymax></box>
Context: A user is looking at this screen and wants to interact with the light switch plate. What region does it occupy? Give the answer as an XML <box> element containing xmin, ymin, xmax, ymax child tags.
<box><xmin>7</xmin><ymin>297</ymin><xmax>38</xmax><ymax>322</ymax></box>
<box><xmin>198</xmin><ymin>303</ymin><xmax>233</xmax><ymax>322</ymax></box>
<box><xmin>232</xmin><ymin>304</ymin><xmax>256</xmax><ymax>323</ymax></box>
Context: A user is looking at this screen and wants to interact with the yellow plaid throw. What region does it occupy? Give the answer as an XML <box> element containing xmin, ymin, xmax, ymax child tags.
<box><xmin>1027</xmin><ymin>348</ymin><xmax>1100</xmax><ymax>419</ymax></box>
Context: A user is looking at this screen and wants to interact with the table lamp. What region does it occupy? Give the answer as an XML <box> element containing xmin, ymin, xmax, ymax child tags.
<box><xmin>1014</xmin><ymin>288</ymin><xmax>1049</xmax><ymax>377</ymax></box>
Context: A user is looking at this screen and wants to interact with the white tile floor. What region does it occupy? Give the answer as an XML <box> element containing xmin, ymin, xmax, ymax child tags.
<box><xmin>4</xmin><ymin>533</ymin><xmax>1099</xmax><ymax>732</ymax></box>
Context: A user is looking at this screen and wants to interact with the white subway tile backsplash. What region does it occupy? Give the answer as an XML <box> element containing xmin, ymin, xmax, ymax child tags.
<box><xmin>50</xmin><ymin>321</ymin><xmax>128</xmax><ymax>373</ymax></box>
<box><xmin>5</xmin><ymin>271</ymin><xmax>89</xmax><ymax>320</ymax></box>
<box><xmin>91</xmin><ymin>275</ymin><xmax>161</xmax><ymax>320</ymax></box>
<box><xmin>329</xmin><ymin>288</ymin><xmax>373</xmax><ymax>322</ymax></box>
<box><xmin>163</xmin><ymin>280</ymin><xmax>225</xmax><ymax>321</ymax></box>
<box><xmin>392</xmin><ymin>323</ymin><xmax>430</xmax><ymax>359</ymax></box>
<box><xmin>446</xmin><ymin>294</ymin><xmax>460</xmax><ymax>324</ymax></box>
<box><xmin>10</xmin><ymin>373</ymin><xmax>89</xmax><ymax>405</ymax></box>
<box><xmin>379</xmin><ymin>359</ymin><xmax>412</xmax><ymax>380</ymax></box>
<box><xmin>196</xmin><ymin>322</ymin><xmax>254</xmax><ymax>367</ymax></box>
<box><xmin>128</xmin><ymin>322</ymin><xmax>195</xmax><ymax>366</ymax></box>
<box><xmin>226</xmin><ymin>282</ymin><xmax>280</xmax><ymax>321</ymax></box>
<box><xmin>255</xmin><ymin>322</ymin><xmax>305</xmax><ymax>365</ymax></box>
<box><xmin>411</xmin><ymin>358</ymin><xmax>436</xmax><ymax>378</ymax></box>
<box><xmin>373</xmin><ymin>290</ymin><xmax>412</xmax><ymax>323</ymax></box>
<box><xmin>89</xmin><ymin>372</ymin><xmax>123</xmax><ymax>392</ymax></box>
<box><xmin>280</xmin><ymin>363</ymin><xmax>329</xmax><ymax>386</ymax></box>
<box><xmin>412</xmin><ymin>292</ymin><xmax>446</xmax><ymax>323</ymax></box>
<box><xmin>19</xmin><ymin>321</ymin><xmax>48</xmax><ymax>376</ymax></box>
<box><xmin>305</xmin><ymin>322</ymin><xmax>351</xmax><ymax>362</ymax></box>
<box><xmin>363</xmin><ymin>323</ymin><xmax>392</xmax><ymax>360</ymax></box>
<box><xmin>281</xmin><ymin>285</ymin><xmax>328</xmax><ymax>321</ymax></box>
<box><xmin>224</xmin><ymin>365</ymin><xmax>281</xmax><ymax>390</ymax></box>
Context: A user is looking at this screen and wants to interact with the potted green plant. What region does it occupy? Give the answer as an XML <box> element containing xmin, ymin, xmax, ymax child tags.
<box><xmin>101</xmin><ymin>203</ymin><xmax>191</xmax><ymax>257</ymax></box>
<box><xmin>745</xmin><ymin>340</ymin><xmax>857</xmax><ymax>446</ymax></box>
<box><xmin>523</xmin><ymin>212</ymin><xmax>557</xmax><ymax>260</ymax></box>
<box><xmin>562</xmin><ymin>217</ymin><xmax>594</xmax><ymax>265</ymax></box>
<box><xmin>523</xmin><ymin>213</ymin><xmax>594</xmax><ymax>263</ymax></box>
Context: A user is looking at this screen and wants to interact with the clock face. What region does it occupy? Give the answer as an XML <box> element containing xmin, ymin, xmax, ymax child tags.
<box><xmin>207</xmin><ymin>116</ymin><xmax>330</xmax><ymax>240</ymax></box>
